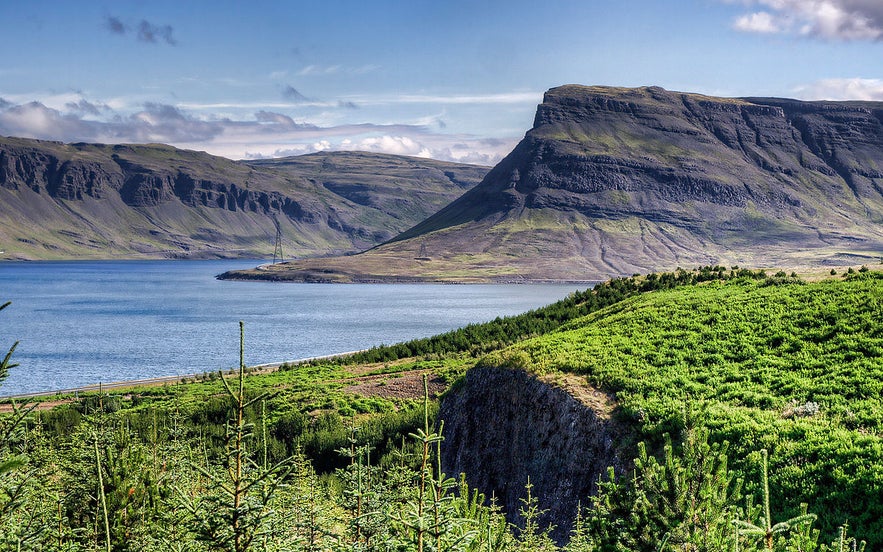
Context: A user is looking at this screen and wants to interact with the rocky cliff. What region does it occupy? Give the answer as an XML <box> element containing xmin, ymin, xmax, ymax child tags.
<box><xmin>394</xmin><ymin>85</ymin><xmax>883</xmax><ymax>271</ymax></box>
<box><xmin>439</xmin><ymin>366</ymin><xmax>628</xmax><ymax>542</ymax></box>
<box><xmin>0</xmin><ymin>137</ymin><xmax>487</xmax><ymax>259</ymax></box>
<box><xmin>235</xmin><ymin>85</ymin><xmax>883</xmax><ymax>282</ymax></box>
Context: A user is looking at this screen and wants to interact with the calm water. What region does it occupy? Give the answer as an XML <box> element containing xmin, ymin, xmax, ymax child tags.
<box><xmin>0</xmin><ymin>260</ymin><xmax>583</xmax><ymax>396</ymax></box>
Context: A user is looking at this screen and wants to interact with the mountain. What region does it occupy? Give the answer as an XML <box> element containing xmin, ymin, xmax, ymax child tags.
<box><xmin>0</xmin><ymin>137</ymin><xmax>488</xmax><ymax>260</ymax></box>
<box><xmin>223</xmin><ymin>85</ymin><xmax>883</xmax><ymax>282</ymax></box>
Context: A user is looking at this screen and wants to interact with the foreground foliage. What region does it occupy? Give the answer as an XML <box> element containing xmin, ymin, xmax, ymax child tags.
<box><xmin>2</xmin><ymin>268</ymin><xmax>882</xmax><ymax>550</ymax></box>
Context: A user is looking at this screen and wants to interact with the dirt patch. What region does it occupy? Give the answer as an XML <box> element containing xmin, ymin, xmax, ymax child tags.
<box><xmin>345</xmin><ymin>370</ymin><xmax>448</xmax><ymax>400</ymax></box>
<box><xmin>0</xmin><ymin>398</ymin><xmax>75</xmax><ymax>413</ymax></box>
<box><xmin>540</xmin><ymin>373</ymin><xmax>617</xmax><ymax>420</ymax></box>
<box><xmin>342</xmin><ymin>358</ymin><xmax>419</xmax><ymax>377</ymax></box>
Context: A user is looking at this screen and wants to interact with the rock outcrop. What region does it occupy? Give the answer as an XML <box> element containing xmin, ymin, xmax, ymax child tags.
<box><xmin>439</xmin><ymin>366</ymin><xmax>627</xmax><ymax>543</ymax></box>
<box><xmin>0</xmin><ymin>138</ymin><xmax>488</xmax><ymax>259</ymax></box>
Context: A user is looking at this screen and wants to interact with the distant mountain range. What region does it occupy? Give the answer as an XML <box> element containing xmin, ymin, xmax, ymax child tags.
<box><xmin>6</xmin><ymin>84</ymin><xmax>883</xmax><ymax>280</ymax></box>
<box><xmin>223</xmin><ymin>85</ymin><xmax>883</xmax><ymax>282</ymax></box>
<box><xmin>0</xmin><ymin>137</ymin><xmax>488</xmax><ymax>260</ymax></box>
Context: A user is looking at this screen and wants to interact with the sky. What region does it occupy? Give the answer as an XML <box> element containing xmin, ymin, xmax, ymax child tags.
<box><xmin>2</xmin><ymin>0</ymin><xmax>883</xmax><ymax>165</ymax></box>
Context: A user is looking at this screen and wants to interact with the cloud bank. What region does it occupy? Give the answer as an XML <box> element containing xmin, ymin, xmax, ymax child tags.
<box><xmin>730</xmin><ymin>0</ymin><xmax>883</xmax><ymax>40</ymax></box>
<box><xmin>0</xmin><ymin>98</ymin><xmax>511</xmax><ymax>165</ymax></box>
<box><xmin>793</xmin><ymin>77</ymin><xmax>883</xmax><ymax>100</ymax></box>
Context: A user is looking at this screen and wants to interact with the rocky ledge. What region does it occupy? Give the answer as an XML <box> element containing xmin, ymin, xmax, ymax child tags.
<box><xmin>439</xmin><ymin>365</ymin><xmax>630</xmax><ymax>543</ymax></box>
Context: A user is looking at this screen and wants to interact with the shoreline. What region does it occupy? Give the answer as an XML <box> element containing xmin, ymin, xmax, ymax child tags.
<box><xmin>216</xmin><ymin>267</ymin><xmax>599</xmax><ymax>285</ymax></box>
<box><xmin>0</xmin><ymin>349</ymin><xmax>366</xmax><ymax>402</ymax></box>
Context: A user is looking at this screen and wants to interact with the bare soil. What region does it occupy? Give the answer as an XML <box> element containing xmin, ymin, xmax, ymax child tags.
<box><xmin>344</xmin><ymin>370</ymin><xmax>448</xmax><ymax>400</ymax></box>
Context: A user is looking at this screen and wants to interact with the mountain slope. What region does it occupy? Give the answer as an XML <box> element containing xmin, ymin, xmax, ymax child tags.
<box><xmin>226</xmin><ymin>85</ymin><xmax>883</xmax><ymax>282</ymax></box>
<box><xmin>248</xmin><ymin>150</ymin><xmax>483</xmax><ymax>229</ymax></box>
<box><xmin>0</xmin><ymin>137</ymin><xmax>488</xmax><ymax>260</ymax></box>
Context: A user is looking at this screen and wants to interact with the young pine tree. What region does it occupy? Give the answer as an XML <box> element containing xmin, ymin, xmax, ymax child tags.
<box><xmin>732</xmin><ymin>449</ymin><xmax>818</xmax><ymax>551</ymax></box>
<box><xmin>586</xmin><ymin>427</ymin><xmax>742</xmax><ymax>552</ymax></box>
<box><xmin>177</xmin><ymin>322</ymin><xmax>296</xmax><ymax>552</ymax></box>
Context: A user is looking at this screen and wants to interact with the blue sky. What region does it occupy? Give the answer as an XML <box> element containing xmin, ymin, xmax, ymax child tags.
<box><xmin>2</xmin><ymin>0</ymin><xmax>883</xmax><ymax>164</ymax></box>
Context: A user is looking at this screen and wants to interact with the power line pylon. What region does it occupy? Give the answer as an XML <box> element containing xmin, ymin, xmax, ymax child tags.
<box><xmin>272</xmin><ymin>219</ymin><xmax>284</xmax><ymax>264</ymax></box>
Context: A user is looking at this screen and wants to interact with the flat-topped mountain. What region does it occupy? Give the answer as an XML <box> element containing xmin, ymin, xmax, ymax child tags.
<box><xmin>0</xmin><ymin>137</ymin><xmax>488</xmax><ymax>260</ymax></box>
<box><xmin>225</xmin><ymin>85</ymin><xmax>883</xmax><ymax>282</ymax></box>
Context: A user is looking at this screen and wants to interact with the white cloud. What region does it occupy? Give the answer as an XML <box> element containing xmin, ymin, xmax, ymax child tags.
<box><xmin>728</xmin><ymin>0</ymin><xmax>883</xmax><ymax>40</ymax></box>
<box><xmin>1</xmin><ymin>102</ymin><xmax>65</xmax><ymax>135</ymax></box>
<box><xmin>362</xmin><ymin>91</ymin><xmax>542</xmax><ymax>106</ymax></box>
<box><xmin>0</xmin><ymin>83</ymin><xmax>541</xmax><ymax>164</ymax></box>
<box><xmin>734</xmin><ymin>11</ymin><xmax>782</xmax><ymax>33</ymax></box>
<box><xmin>172</xmin><ymin>90</ymin><xmax>541</xmax><ymax>114</ymax></box>
<box><xmin>242</xmin><ymin>132</ymin><xmax>514</xmax><ymax>165</ymax></box>
<box><xmin>792</xmin><ymin>77</ymin><xmax>883</xmax><ymax>100</ymax></box>
<box><xmin>267</xmin><ymin>134</ymin><xmax>513</xmax><ymax>164</ymax></box>
<box><xmin>297</xmin><ymin>64</ymin><xmax>342</xmax><ymax>76</ymax></box>
<box><xmin>296</xmin><ymin>64</ymin><xmax>380</xmax><ymax>77</ymax></box>
<box><xmin>356</xmin><ymin>135</ymin><xmax>431</xmax><ymax>157</ymax></box>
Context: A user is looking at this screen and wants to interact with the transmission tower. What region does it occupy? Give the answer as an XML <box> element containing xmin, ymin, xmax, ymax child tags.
<box><xmin>272</xmin><ymin>219</ymin><xmax>284</xmax><ymax>264</ymax></box>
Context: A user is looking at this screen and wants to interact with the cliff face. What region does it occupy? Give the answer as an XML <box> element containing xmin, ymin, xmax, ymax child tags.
<box><xmin>238</xmin><ymin>85</ymin><xmax>883</xmax><ymax>282</ymax></box>
<box><xmin>513</xmin><ymin>86</ymin><xmax>883</xmax><ymax>222</ymax></box>
<box><xmin>439</xmin><ymin>366</ymin><xmax>627</xmax><ymax>542</ymax></box>
<box><xmin>1</xmin><ymin>143</ymin><xmax>304</xmax><ymax>214</ymax></box>
<box><xmin>0</xmin><ymin>138</ymin><xmax>487</xmax><ymax>259</ymax></box>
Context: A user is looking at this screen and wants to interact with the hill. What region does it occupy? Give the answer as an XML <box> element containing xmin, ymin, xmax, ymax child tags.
<box><xmin>0</xmin><ymin>137</ymin><xmax>488</xmax><ymax>260</ymax></box>
<box><xmin>443</xmin><ymin>270</ymin><xmax>883</xmax><ymax>545</ymax></box>
<box><xmin>247</xmin><ymin>150</ymin><xmax>484</xmax><ymax>229</ymax></box>
<box><xmin>224</xmin><ymin>85</ymin><xmax>883</xmax><ymax>282</ymax></box>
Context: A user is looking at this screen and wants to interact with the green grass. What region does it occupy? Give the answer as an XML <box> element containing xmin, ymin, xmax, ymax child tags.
<box><xmin>78</xmin><ymin>358</ymin><xmax>442</xmax><ymax>423</ymax></box>
<box><xmin>479</xmin><ymin>272</ymin><xmax>883</xmax><ymax>544</ymax></box>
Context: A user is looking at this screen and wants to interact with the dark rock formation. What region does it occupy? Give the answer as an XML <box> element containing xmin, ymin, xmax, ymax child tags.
<box><xmin>237</xmin><ymin>84</ymin><xmax>883</xmax><ymax>282</ymax></box>
<box><xmin>439</xmin><ymin>366</ymin><xmax>627</xmax><ymax>543</ymax></box>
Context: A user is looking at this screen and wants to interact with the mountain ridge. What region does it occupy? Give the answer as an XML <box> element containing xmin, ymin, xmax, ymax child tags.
<box><xmin>0</xmin><ymin>137</ymin><xmax>488</xmax><ymax>260</ymax></box>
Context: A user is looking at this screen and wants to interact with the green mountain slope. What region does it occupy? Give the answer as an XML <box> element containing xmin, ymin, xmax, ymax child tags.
<box><xmin>247</xmin><ymin>150</ymin><xmax>483</xmax><ymax>229</ymax></box>
<box><xmin>0</xmin><ymin>137</ymin><xmax>488</xmax><ymax>260</ymax></box>
<box><xmin>229</xmin><ymin>85</ymin><xmax>883</xmax><ymax>282</ymax></box>
<box><xmin>469</xmin><ymin>271</ymin><xmax>883</xmax><ymax>544</ymax></box>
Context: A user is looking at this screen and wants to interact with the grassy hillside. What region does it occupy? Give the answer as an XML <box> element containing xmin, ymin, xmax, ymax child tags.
<box><xmin>247</xmin><ymin>151</ymin><xmax>487</xmax><ymax>229</ymax></box>
<box><xmin>479</xmin><ymin>270</ymin><xmax>883</xmax><ymax>544</ymax></box>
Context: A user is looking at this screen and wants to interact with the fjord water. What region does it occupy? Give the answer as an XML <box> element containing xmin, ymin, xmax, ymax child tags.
<box><xmin>0</xmin><ymin>260</ymin><xmax>580</xmax><ymax>396</ymax></box>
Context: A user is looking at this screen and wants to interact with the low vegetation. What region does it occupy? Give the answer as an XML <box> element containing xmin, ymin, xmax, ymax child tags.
<box><xmin>1</xmin><ymin>267</ymin><xmax>881</xmax><ymax>550</ymax></box>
